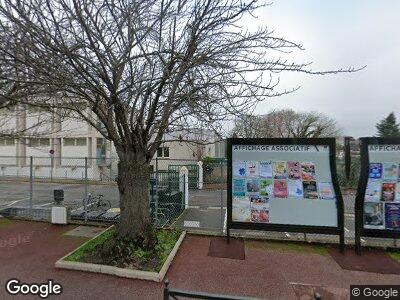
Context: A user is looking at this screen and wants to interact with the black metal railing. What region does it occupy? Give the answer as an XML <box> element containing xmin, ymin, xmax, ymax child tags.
<box><xmin>163</xmin><ymin>280</ymin><xmax>323</xmax><ymax>300</ymax></box>
<box><xmin>163</xmin><ymin>280</ymin><xmax>259</xmax><ymax>300</ymax></box>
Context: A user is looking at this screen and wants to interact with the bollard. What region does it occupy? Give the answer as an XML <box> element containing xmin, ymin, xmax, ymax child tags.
<box><xmin>163</xmin><ymin>280</ymin><xmax>170</xmax><ymax>300</ymax></box>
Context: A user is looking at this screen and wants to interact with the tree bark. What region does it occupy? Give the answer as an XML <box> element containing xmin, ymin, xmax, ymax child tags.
<box><xmin>116</xmin><ymin>153</ymin><xmax>152</xmax><ymax>240</ymax></box>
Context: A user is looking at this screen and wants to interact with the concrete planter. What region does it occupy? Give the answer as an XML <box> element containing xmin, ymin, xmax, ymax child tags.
<box><xmin>55</xmin><ymin>227</ymin><xmax>186</xmax><ymax>282</ymax></box>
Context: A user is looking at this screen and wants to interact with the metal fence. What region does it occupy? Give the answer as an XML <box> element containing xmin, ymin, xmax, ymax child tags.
<box><xmin>0</xmin><ymin>156</ymin><xmax>226</xmax><ymax>233</ymax></box>
<box><xmin>1</xmin><ymin>154</ymin><xmax>395</xmax><ymax>249</ymax></box>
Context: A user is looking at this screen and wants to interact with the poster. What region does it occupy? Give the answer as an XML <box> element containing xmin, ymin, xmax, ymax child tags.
<box><xmin>381</xmin><ymin>182</ymin><xmax>395</xmax><ymax>202</ymax></box>
<box><xmin>288</xmin><ymin>180</ymin><xmax>303</xmax><ymax>198</ymax></box>
<box><xmin>233</xmin><ymin>178</ymin><xmax>246</xmax><ymax>196</ymax></box>
<box><xmin>383</xmin><ymin>162</ymin><xmax>398</xmax><ymax>180</ymax></box>
<box><xmin>259</xmin><ymin>179</ymin><xmax>273</xmax><ymax>198</ymax></box>
<box><xmin>273</xmin><ymin>179</ymin><xmax>288</xmax><ymax>198</ymax></box>
<box><xmin>303</xmin><ymin>181</ymin><xmax>318</xmax><ymax>199</ymax></box>
<box><xmin>232</xmin><ymin>196</ymin><xmax>251</xmax><ymax>222</ymax></box>
<box><xmin>365</xmin><ymin>179</ymin><xmax>381</xmax><ymax>201</ymax></box>
<box><xmin>250</xmin><ymin>207</ymin><xmax>269</xmax><ymax>223</ymax></box>
<box><xmin>250</xmin><ymin>195</ymin><xmax>269</xmax><ymax>207</ymax></box>
<box><xmin>273</xmin><ymin>161</ymin><xmax>287</xmax><ymax>179</ymax></box>
<box><xmin>246</xmin><ymin>161</ymin><xmax>259</xmax><ymax>177</ymax></box>
<box><xmin>318</xmin><ymin>182</ymin><xmax>335</xmax><ymax>200</ymax></box>
<box><xmin>259</xmin><ymin>161</ymin><xmax>273</xmax><ymax>178</ymax></box>
<box><xmin>395</xmin><ymin>184</ymin><xmax>400</xmax><ymax>202</ymax></box>
<box><xmin>385</xmin><ymin>203</ymin><xmax>400</xmax><ymax>230</ymax></box>
<box><xmin>364</xmin><ymin>202</ymin><xmax>384</xmax><ymax>229</ymax></box>
<box><xmin>233</xmin><ymin>161</ymin><xmax>246</xmax><ymax>177</ymax></box>
<box><xmin>287</xmin><ymin>161</ymin><xmax>301</xmax><ymax>180</ymax></box>
<box><xmin>246</xmin><ymin>178</ymin><xmax>259</xmax><ymax>193</ymax></box>
<box><xmin>301</xmin><ymin>162</ymin><xmax>316</xmax><ymax>181</ymax></box>
<box><xmin>368</xmin><ymin>163</ymin><xmax>382</xmax><ymax>179</ymax></box>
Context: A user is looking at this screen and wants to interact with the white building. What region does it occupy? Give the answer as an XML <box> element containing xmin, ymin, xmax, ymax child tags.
<box><xmin>0</xmin><ymin>106</ymin><xmax>224</xmax><ymax>180</ymax></box>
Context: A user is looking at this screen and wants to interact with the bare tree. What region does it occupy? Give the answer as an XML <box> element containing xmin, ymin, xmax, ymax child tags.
<box><xmin>233</xmin><ymin>109</ymin><xmax>342</xmax><ymax>138</ymax></box>
<box><xmin>0</xmin><ymin>0</ymin><xmax>359</xmax><ymax>242</ymax></box>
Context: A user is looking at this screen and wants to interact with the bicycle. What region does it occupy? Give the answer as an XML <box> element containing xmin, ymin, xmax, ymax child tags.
<box><xmin>82</xmin><ymin>193</ymin><xmax>111</xmax><ymax>212</ymax></box>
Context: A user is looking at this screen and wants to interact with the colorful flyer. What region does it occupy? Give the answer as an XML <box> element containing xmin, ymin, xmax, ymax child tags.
<box><xmin>395</xmin><ymin>183</ymin><xmax>400</xmax><ymax>202</ymax></box>
<box><xmin>259</xmin><ymin>161</ymin><xmax>273</xmax><ymax>178</ymax></box>
<box><xmin>232</xmin><ymin>196</ymin><xmax>251</xmax><ymax>222</ymax></box>
<box><xmin>385</xmin><ymin>203</ymin><xmax>400</xmax><ymax>230</ymax></box>
<box><xmin>250</xmin><ymin>207</ymin><xmax>269</xmax><ymax>223</ymax></box>
<box><xmin>365</xmin><ymin>179</ymin><xmax>381</xmax><ymax>202</ymax></box>
<box><xmin>301</xmin><ymin>162</ymin><xmax>316</xmax><ymax>181</ymax></box>
<box><xmin>287</xmin><ymin>180</ymin><xmax>303</xmax><ymax>198</ymax></box>
<box><xmin>381</xmin><ymin>182</ymin><xmax>396</xmax><ymax>202</ymax></box>
<box><xmin>287</xmin><ymin>161</ymin><xmax>301</xmax><ymax>180</ymax></box>
<box><xmin>318</xmin><ymin>182</ymin><xmax>335</xmax><ymax>200</ymax></box>
<box><xmin>383</xmin><ymin>162</ymin><xmax>398</xmax><ymax>180</ymax></box>
<box><xmin>250</xmin><ymin>194</ymin><xmax>269</xmax><ymax>209</ymax></box>
<box><xmin>273</xmin><ymin>161</ymin><xmax>287</xmax><ymax>179</ymax></box>
<box><xmin>303</xmin><ymin>181</ymin><xmax>318</xmax><ymax>199</ymax></box>
<box><xmin>398</xmin><ymin>164</ymin><xmax>400</xmax><ymax>181</ymax></box>
<box><xmin>246</xmin><ymin>161</ymin><xmax>258</xmax><ymax>177</ymax></box>
<box><xmin>246</xmin><ymin>178</ymin><xmax>259</xmax><ymax>193</ymax></box>
<box><xmin>368</xmin><ymin>163</ymin><xmax>382</xmax><ymax>179</ymax></box>
<box><xmin>364</xmin><ymin>202</ymin><xmax>384</xmax><ymax>229</ymax></box>
<box><xmin>233</xmin><ymin>160</ymin><xmax>246</xmax><ymax>177</ymax></box>
<box><xmin>233</xmin><ymin>178</ymin><xmax>246</xmax><ymax>196</ymax></box>
<box><xmin>273</xmin><ymin>179</ymin><xmax>288</xmax><ymax>198</ymax></box>
<box><xmin>259</xmin><ymin>178</ymin><xmax>273</xmax><ymax>198</ymax></box>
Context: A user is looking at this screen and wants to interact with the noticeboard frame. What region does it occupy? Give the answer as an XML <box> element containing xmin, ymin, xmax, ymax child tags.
<box><xmin>227</xmin><ymin>138</ymin><xmax>345</xmax><ymax>252</ymax></box>
<box><xmin>355</xmin><ymin>137</ymin><xmax>400</xmax><ymax>255</ymax></box>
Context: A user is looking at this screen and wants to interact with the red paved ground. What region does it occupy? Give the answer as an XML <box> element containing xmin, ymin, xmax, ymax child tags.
<box><xmin>1</xmin><ymin>220</ymin><xmax>400</xmax><ymax>300</ymax></box>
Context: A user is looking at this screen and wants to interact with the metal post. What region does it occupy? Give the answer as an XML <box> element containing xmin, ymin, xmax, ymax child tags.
<box><xmin>155</xmin><ymin>157</ymin><xmax>159</xmax><ymax>224</ymax></box>
<box><xmin>84</xmin><ymin>157</ymin><xmax>88</xmax><ymax>223</ymax></box>
<box><xmin>84</xmin><ymin>157</ymin><xmax>88</xmax><ymax>197</ymax></box>
<box><xmin>50</xmin><ymin>155</ymin><xmax>54</xmax><ymax>182</ymax></box>
<box><xmin>344</xmin><ymin>136</ymin><xmax>351</xmax><ymax>181</ymax></box>
<box><xmin>220</xmin><ymin>161</ymin><xmax>224</xmax><ymax>235</ymax></box>
<box><xmin>29</xmin><ymin>156</ymin><xmax>33</xmax><ymax>218</ymax></box>
<box><xmin>163</xmin><ymin>280</ymin><xmax>170</xmax><ymax>300</ymax></box>
<box><xmin>155</xmin><ymin>157</ymin><xmax>159</xmax><ymax>192</ymax></box>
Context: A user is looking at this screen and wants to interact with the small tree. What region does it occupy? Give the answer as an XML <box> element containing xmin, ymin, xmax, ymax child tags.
<box><xmin>376</xmin><ymin>112</ymin><xmax>400</xmax><ymax>137</ymax></box>
<box><xmin>0</xmin><ymin>0</ymin><xmax>359</xmax><ymax>244</ymax></box>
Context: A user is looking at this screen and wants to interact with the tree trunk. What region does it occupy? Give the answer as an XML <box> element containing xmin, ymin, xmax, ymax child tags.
<box><xmin>116</xmin><ymin>153</ymin><xmax>152</xmax><ymax>241</ymax></box>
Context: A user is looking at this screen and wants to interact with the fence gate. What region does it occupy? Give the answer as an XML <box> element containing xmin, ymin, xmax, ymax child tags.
<box><xmin>168</xmin><ymin>164</ymin><xmax>199</xmax><ymax>189</ymax></box>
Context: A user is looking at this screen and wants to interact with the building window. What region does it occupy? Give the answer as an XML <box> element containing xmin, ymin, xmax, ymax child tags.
<box><xmin>29</xmin><ymin>138</ymin><xmax>50</xmax><ymax>147</ymax></box>
<box><xmin>76</xmin><ymin>138</ymin><xmax>87</xmax><ymax>146</ymax></box>
<box><xmin>157</xmin><ymin>147</ymin><xmax>169</xmax><ymax>158</ymax></box>
<box><xmin>0</xmin><ymin>137</ymin><xmax>15</xmax><ymax>146</ymax></box>
<box><xmin>63</xmin><ymin>138</ymin><xmax>87</xmax><ymax>146</ymax></box>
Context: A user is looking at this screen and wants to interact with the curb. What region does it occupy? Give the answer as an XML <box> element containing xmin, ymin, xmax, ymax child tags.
<box><xmin>55</xmin><ymin>229</ymin><xmax>186</xmax><ymax>282</ymax></box>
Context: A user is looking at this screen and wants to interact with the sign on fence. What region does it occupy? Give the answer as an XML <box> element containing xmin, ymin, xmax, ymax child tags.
<box><xmin>355</xmin><ymin>137</ymin><xmax>400</xmax><ymax>254</ymax></box>
<box><xmin>227</xmin><ymin>138</ymin><xmax>345</xmax><ymax>251</ymax></box>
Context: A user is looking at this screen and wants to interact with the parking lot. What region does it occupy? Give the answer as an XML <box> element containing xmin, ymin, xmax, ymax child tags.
<box><xmin>0</xmin><ymin>180</ymin><xmax>119</xmax><ymax>210</ymax></box>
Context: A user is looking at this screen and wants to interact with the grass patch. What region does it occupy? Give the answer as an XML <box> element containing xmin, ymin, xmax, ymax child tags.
<box><xmin>0</xmin><ymin>218</ymin><xmax>12</xmax><ymax>228</ymax></box>
<box><xmin>388</xmin><ymin>251</ymin><xmax>400</xmax><ymax>262</ymax></box>
<box><xmin>245</xmin><ymin>240</ymin><xmax>328</xmax><ymax>256</ymax></box>
<box><xmin>66</xmin><ymin>229</ymin><xmax>114</xmax><ymax>262</ymax></box>
<box><xmin>65</xmin><ymin>228</ymin><xmax>182</xmax><ymax>272</ymax></box>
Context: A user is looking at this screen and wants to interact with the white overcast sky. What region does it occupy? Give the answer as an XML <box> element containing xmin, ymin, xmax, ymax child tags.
<box><xmin>245</xmin><ymin>0</ymin><xmax>400</xmax><ymax>137</ymax></box>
